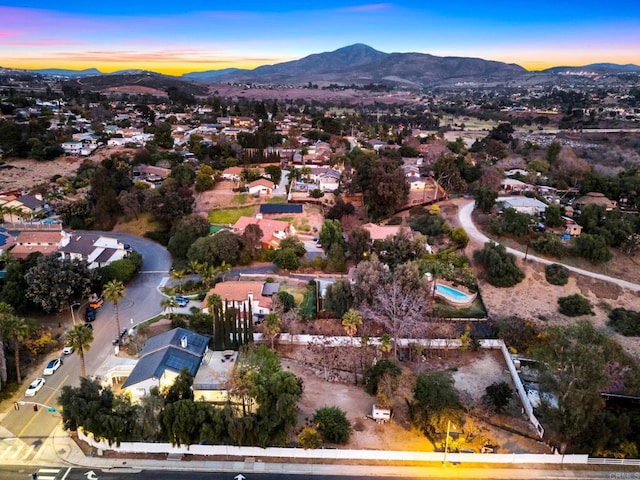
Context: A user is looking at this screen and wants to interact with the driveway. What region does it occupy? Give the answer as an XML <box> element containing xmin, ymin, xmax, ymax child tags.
<box><xmin>457</xmin><ymin>200</ymin><xmax>640</xmax><ymax>292</ymax></box>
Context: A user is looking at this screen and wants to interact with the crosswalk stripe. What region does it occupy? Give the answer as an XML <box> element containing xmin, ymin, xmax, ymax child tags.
<box><xmin>38</xmin><ymin>468</ymin><xmax>61</xmax><ymax>474</ymax></box>
<box><xmin>11</xmin><ymin>443</ymin><xmax>24</xmax><ymax>459</ymax></box>
<box><xmin>37</xmin><ymin>476</ymin><xmax>58</xmax><ymax>480</ymax></box>
<box><xmin>21</xmin><ymin>445</ymin><xmax>34</xmax><ymax>460</ymax></box>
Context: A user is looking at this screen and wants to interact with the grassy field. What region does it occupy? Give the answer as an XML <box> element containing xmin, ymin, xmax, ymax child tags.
<box><xmin>209</xmin><ymin>206</ymin><xmax>256</xmax><ymax>225</ymax></box>
<box><xmin>112</xmin><ymin>212</ymin><xmax>161</xmax><ymax>236</ymax></box>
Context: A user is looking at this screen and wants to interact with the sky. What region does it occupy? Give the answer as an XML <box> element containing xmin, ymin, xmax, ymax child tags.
<box><xmin>1</xmin><ymin>1</ymin><xmax>639</xmax><ymax>75</ymax></box>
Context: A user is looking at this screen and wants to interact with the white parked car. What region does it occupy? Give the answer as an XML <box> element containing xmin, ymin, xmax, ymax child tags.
<box><xmin>25</xmin><ymin>377</ymin><xmax>45</xmax><ymax>397</ymax></box>
<box><xmin>62</xmin><ymin>345</ymin><xmax>74</xmax><ymax>355</ymax></box>
<box><xmin>43</xmin><ymin>358</ymin><xmax>62</xmax><ymax>375</ymax></box>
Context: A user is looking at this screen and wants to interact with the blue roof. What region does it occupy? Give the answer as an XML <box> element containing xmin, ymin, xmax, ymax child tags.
<box><xmin>122</xmin><ymin>328</ymin><xmax>209</xmax><ymax>389</ymax></box>
<box><xmin>259</xmin><ymin>204</ymin><xmax>303</xmax><ymax>214</ymax></box>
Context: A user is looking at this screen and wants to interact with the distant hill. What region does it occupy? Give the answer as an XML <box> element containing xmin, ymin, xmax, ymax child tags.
<box><xmin>32</xmin><ymin>68</ymin><xmax>102</xmax><ymax>77</ymax></box>
<box><xmin>181</xmin><ymin>68</ymin><xmax>247</xmax><ymax>81</ymax></box>
<box><xmin>215</xmin><ymin>43</ymin><xmax>528</xmax><ymax>87</ymax></box>
<box><xmin>542</xmin><ymin>63</ymin><xmax>640</xmax><ymax>74</ymax></box>
<box><xmin>59</xmin><ymin>73</ymin><xmax>210</xmax><ymax>96</ymax></box>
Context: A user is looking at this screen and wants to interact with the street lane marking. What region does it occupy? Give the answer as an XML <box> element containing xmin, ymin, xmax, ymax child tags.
<box><xmin>60</xmin><ymin>467</ymin><xmax>72</xmax><ymax>480</ymax></box>
<box><xmin>18</xmin><ymin>374</ymin><xmax>69</xmax><ymax>438</ymax></box>
<box><xmin>39</xmin><ymin>468</ymin><xmax>62</xmax><ymax>473</ymax></box>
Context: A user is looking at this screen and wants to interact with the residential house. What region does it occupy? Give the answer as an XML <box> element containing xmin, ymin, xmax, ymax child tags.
<box><xmin>309</xmin><ymin>167</ymin><xmax>341</xmax><ymax>192</ymax></box>
<box><xmin>247</xmin><ymin>178</ymin><xmax>275</xmax><ymax>196</ymax></box>
<box><xmin>574</xmin><ymin>192</ymin><xmax>618</xmax><ymax>211</ymax></box>
<box><xmin>501</xmin><ymin>178</ymin><xmax>533</xmax><ymax>194</ymax></box>
<box><xmin>122</xmin><ymin>328</ymin><xmax>209</xmax><ymax>402</ymax></box>
<box><xmin>563</xmin><ymin>217</ymin><xmax>582</xmax><ymax>237</ymax></box>
<box><xmin>499</xmin><ymin>196</ymin><xmax>547</xmax><ymax>215</ymax></box>
<box><xmin>202</xmin><ymin>281</ymin><xmax>272</xmax><ymax>323</ymax></box>
<box><xmin>232</xmin><ymin>216</ymin><xmax>294</xmax><ymax>249</ymax></box>
<box><xmin>192</xmin><ymin>349</ymin><xmax>252</xmax><ymax>409</ymax></box>
<box><xmin>61</xmin><ymin>141</ymin><xmax>83</xmax><ymax>156</ymax></box>
<box><xmin>361</xmin><ymin>223</ymin><xmax>413</xmax><ymax>242</ymax></box>
<box><xmin>57</xmin><ymin>232</ymin><xmax>129</xmax><ymax>269</ymax></box>
<box><xmin>10</xmin><ymin>229</ymin><xmax>64</xmax><ymax>259</ymax></box>
<box><xmin>221</xmin><ymin>166</ymin><xmax>244</xmax><ymax>183</ymax></box>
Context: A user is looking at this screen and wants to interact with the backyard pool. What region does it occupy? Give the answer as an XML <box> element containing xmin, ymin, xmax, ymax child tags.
<box><xmin>434</xmin><ymin>283</ymin><xmax>477</xmax><ymax>307</ymax></box>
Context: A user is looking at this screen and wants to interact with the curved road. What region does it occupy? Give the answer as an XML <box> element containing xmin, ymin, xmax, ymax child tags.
<box><xmin>458</xmin><ymin>200</ymin><xmax>640</xmax><ymax>292</ymax></box>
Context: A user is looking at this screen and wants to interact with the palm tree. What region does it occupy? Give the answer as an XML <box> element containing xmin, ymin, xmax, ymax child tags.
<box><xmin>161</xmin><ymin>297</ymin><xmax>177</xmax><ymax>319</ymax></box>
<box><xmin>104</xmin><ymin>280</ymin><xmax>126</xmax><ymax>345</ymax></box>
<box><xmin>216</xmin><ymin>261</ymin><xmax>231</xmax><ymax>282</ymax></box>
<box><xmin>0</xmin><ymin>306</ymin><xmax>31</xmax><ymax>383</ymax></box>
<box><xmin>341</xmin><ymin>309</ymin><xmax>363</xmax><ymax>346</ymax></box>
<box><xmin>263</xmin><ymin>312</ymin><xmax>281</xmax><ymax>350</ymax></box>
<box><xmin>187</xmin><ymin>260</ymin><xmax>202</xmax><ymax>275</ymax></box>
<box><xmin>171</xmin><ymin>269</ymin><xmax>186</xmax><ymax>293</ymax></box>
<box><xmin>66</xmin><ymin>324</ymin><xmax>94</xmax><ymax>377</ymax></box>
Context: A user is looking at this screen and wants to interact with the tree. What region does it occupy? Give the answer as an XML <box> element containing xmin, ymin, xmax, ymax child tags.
<box><xmin>275</xmin><ymin>291</ymin><xmax>295</xmax><ymax>313</ymax></box>
<box><xmin>473</xmin><ymin>186</ymin><xmax>498</xmax><ymax>213</ymax></box>
<box><xmin>313</xmin><ymin>406</ymin><xmax>351</xmax><ymax>444</ymax></box>
<box><xmin>104</xmin><ymin>280</ymin><xmax>126</xmax><ymax>345</ymax></box>
<box><xmin>545</xmin><ymin>203</ymin><xmax>564</xmax><ymax>228</ymax></box>
<box><xmin>410</xmin><ymin>371</ymin><xmax>461</xmax><ymax>437</ymax></box>
<box><xmin>473</xmin><ymin>242</ymin><xmax>524</xmax><ymax>287</ymax></box>
<box><xmin>572</xmin><ymin>233</ymin><xmax>612</xmax><ymax>263</ymax></box>
<box><xmin>0</xmin><ymin>308</ymin><xmax>30</xmax><ymax>383</ymax></box>
<box><xmin>161</xmin><ymin>297</ymin><xmax>178</xmax><ymax>319</ymax></box>
<box><xmin>545</xmin><ymin>264</ymin><xmax>570</xmax><ymax>286</ymax></box>
<box><xmin>25</xmin><ymin>255</ymin><xmax>95</xmax><ymax>313</ymax></box>
<box><xmin>319</xmin><ymin>219</ymin><xmax>345</xmax><ymax>254</ymax></box>
<box><xmin>341</xmin><ymin>309</ymin><xmax>362</xmax><ymax>345</ymax></box>
<box><xmin>263</xmin><ymin>312</ymin><xmax>281</xmax><ymax>350</ymax></box>
<box><xmin>273</xmin><ymin>248</ymin><xmax>300</xmax><ymax>271</ymax></box>
<box><xmin>323</xmin><ymin>279</ymin><xmax>353</xmax><ymax>317</ymax></box>
<box><xmin>187</xmin><ymin>231</ymin><xmax>242</xmax><ymax>267</ymax></box>
<box><xmin>241</xmin><ymin>224</ymin><xmax>264</xmax><ymax>261</ymax></box>
<box><xmin>66</xmin><ymin>324</ymin><xmax>94</xmax><ymax>377</ymax></box>
<box><xmin>449</xmin><ymin>227</ymin><xmax>469</xmax><ymax>249</ymax></box>
<box><xmin>163</xmin><ymin>368</ymin><xmax>194</xmax><ymax>403</ymax></box>
<box><xmin>532</xmin><ymin>233</ymin><xmax>565</xmax><ymax>258</ymax></box>
<box><xmin>484</xmin><ymin>381</ymin><xmax>513</xmax><ymax>413</ymax></box>
<box><xmin>346</xmin><ymin>226</ymin><xmax>371</xmax><ymax>261</ymax></box>
<box><xmin>167</xmin><ymin>214</ymin><xmax>210</xmax><ymax>259</ymax></box>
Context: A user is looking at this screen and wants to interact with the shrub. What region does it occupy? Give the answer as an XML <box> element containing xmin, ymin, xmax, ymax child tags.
<box><xmin>449</xmin><ymin>227</ymin><xmax>469</xmax><ymax>249</ymax></box>
<box><xmin>297</xmin><ymin>426</ymin><xmax>322</xmax><ymax>449</ymax></box>
<box><xmin>608</xmin><ymin>308</ymin><xmax>640</xmax><ymax>336</ymax></box>
<box><xmin>558</xmin><ymin>294</ymin><xmax>594</xmax><ymax>317</ymax></box>
<box><xmin>365</xmin><ymin>359</ymin><xmax>401</xmax><ymax>395</ymax></box>
<box><xmin>532</xmin><ymin>233</ymin><xmax>565</xmax><ymax>258</ymax></box>
<box><xmin>313</xmin><ymin>406</ymin><xmax>351</xmax><ymax>444</ymax></box>
<box><xmin>545</xmin><ymin>263</ymin><xmax>569</xmax><ymax>285</ymax></box>
<box><xmin>473</xmin><ymin>242</ymin><xmax>524</xmax><ymax>287</ymax></box>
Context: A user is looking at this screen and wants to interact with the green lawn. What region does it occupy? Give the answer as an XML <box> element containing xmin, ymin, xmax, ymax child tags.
<box><xmin>209</xmin><ymin>206</ymin><xmax>256</xmax><ymax>225</ymax></box>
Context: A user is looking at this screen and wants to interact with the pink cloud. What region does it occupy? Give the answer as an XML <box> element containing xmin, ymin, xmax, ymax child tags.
<box><xmin>337</xmin><ymin>3</ymin><xmax>393</xmax><ymax>12</ymax></box>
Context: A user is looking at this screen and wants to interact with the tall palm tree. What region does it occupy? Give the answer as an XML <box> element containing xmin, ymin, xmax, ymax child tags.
<box><xmin>171</xmin><ymin>269</ymin><xmax>186</xmax><ymax>293</ymax></box>
<box><xmin>104</xmin><ymin>280</ymin><xmax>126</xmax><ymax>345</ymax></box>
<box><xmin>160</xmin><ymin>297</ymin><xmax>177</xmax><ymax>319</ymax></box>
<box><xmin>66</xmin><ymin>324</ymin><xmax>94</xmax><ymax>377</ymax></box>
<box><xmin>341</xmin><ymin>309</ymin><xmax>363</xmax><ymax>346</ymax></box>
<box><xmin>0</xmin><ymin>308</ymin><xmax>31</xmax><ymax>383</ymax></box>
<box><xmin>263</xmin><ymin>312</ymin><xmax>281</xmax><ymax>350</ymax></box>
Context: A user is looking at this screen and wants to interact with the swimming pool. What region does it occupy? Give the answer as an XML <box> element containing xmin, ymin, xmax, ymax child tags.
<box><xmin>434</xmin><ymin>283</ymin><xmax>477</xmax><ymax>307</ymax></box>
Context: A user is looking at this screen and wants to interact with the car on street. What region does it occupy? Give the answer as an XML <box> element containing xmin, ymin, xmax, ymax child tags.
<box><xmin>174</xmin><ymin>296</ymin><xmax>190</xmax><ymax>307</ymax></box>
<box><xmin>25</xmin><ymin>377</ymin><xmax>45</xmax><ymax>396</ymax></box>
<box><xmin>84</xmin><ymin>307</ymin><xmax>96</xmax><ymax>322</ymax></box>
<box><xmin>62</xmin><ymin>345</ymin><xmax>74</xmax><ymax>355</ymax></box>
<box><xmin>84</xmin><ymin>322</ymin><xmax>93</xmax><ymax>330</ymax></box>
<box><xmin>43</xmin><ymin>358</ymin><xmax>62</xmax><ymax>375</ymax></box>
<box><xmin>89</xmin><ymin>293</ymin><xmax>104</xmax><ymax>309</ymax></box>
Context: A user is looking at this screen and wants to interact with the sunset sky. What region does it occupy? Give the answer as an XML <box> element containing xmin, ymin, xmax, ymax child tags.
<box><xmin>1</xmin><ymin>1</ymin><xmax>639</xmax><ymax>75</ymax></box>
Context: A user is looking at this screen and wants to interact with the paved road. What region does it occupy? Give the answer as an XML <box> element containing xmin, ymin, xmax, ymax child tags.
<box><xmin>4</xmin><ymin>464</ymin><xmax>640</xmax><ymax>480</ymax></box>
<box><xmin>0</xmin><ymin>232</ymin><xmax>173</xmax><ymax>462</ymax></box>
<box><xmin>458</xmin><ymin>200</ymin><xmax>640</xmax><ymax>292</ymax></box>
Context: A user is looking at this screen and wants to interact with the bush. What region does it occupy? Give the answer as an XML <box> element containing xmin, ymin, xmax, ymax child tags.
<box><xmin>297</xmin><ymin>426</ymin><xmax>322</xmax><ymax>449</ymax></box>
<box><xmin>545</xmin><ymin>263</ymin><xmax>569</xmax><ymax>285</ymax></box>
<box><xmin>558</xmin><ymin>294</ymin><xmax>594</xmax><ymax>317</ymax></box>
<box><xmin>313</xmin><ymin>406</ymin><xmax>351</xmax><ymax>444</ymax></box>
<box><xmin>473</xmin><ymin>242</ymin><xmax>524</xmax><ymax>287</ymax></box>
<box><xmin>608</xmin><ymin>308</ymin><xmax>640</xmax><ymax>336</ymax></box>
<box><xmin>532</xmin><ymin>233</ymin><xmax>565</xmax><ymax>258</ymax></box>
<box><xmin>365</xmin><ymin>359</ymin><xmax>401</xmax><ymax>395</ymax></box>
<box><xmin>449</xmin><ymin>227</ymin><xmax>469</xmax><ymax>249</ymax></box>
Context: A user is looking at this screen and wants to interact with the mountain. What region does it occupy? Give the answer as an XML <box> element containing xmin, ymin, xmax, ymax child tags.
<box><xmin>181</xmin><ymin>68</ymin><xmax>247</xmax><ymax>81</ymax></box>
<box><xmin>214</xmin><ymin>43</ymin><xmax>528</xmax><ymax>87</ymax></box>
<box><xmin>32</xmin><ymin>68</ymin><xmax>102</xmax><ymax>77</ymax></box>
<box><xmin>542</xmin><ymin>63</ymin><xmax>640</xmax><ymax>74</ymax></box>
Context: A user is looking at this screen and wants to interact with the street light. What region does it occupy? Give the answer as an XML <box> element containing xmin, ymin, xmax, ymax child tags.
<box><xmin>70</xmin><ymin>302</ymin><xmax>81</xmax><ymax>325</ymax></box>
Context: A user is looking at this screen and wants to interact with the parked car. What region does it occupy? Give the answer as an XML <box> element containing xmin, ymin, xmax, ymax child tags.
<box><xmin>62</xmin><ymin>345</ymin><xmax>74</xmax><ymax>355</ymax></box>
<box><xmin>84</xmin><ymin>307</ymin><xmax>96</xmax><ymax>322</ymax></box>
<box><xmin>174</xmin><ymin>296</ymin><xmax>190</xmax><ymax>307</ymax></box>
<box><xmin>89</xmin><ymin>293</ymin><xmax>104</xmax><ymax>309</ymax></box>
<box><xmin>25</xmin><ymin>377</ymin><xmax>45</xmax><ymax>396</ymax></box>
<box><xmin>84</xmin><ymin>322</ymin><xmax>93</xmax><ymax>330</ymax></box>
<box><xmin>43</xmin><ymin>358</ymin><xmax>62</xmax><ymax>375</ymax></box>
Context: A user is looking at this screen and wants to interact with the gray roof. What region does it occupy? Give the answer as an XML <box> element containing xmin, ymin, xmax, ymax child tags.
<box><xmin>58</xmin><ymin>233</ymin><xmax>101</xmax><ymax>255</ymax></box>
<box><xmin>261</xmin><ymin>282</ymin><xmax>280</xmax><ymax>296</ymax></box>
<box><xmin>17</xmin><ymin>194</ymin><xmax>46</xmax><ymax>210</ymax></box>
<box><xmin>94</xmin><ymin>247</ymin><xmax>116</xmax><ymax>264</ymax></box>
<box><xmin>123</xmin><ymin>328</ymin><xmax>209</xmax><ymax>389</ymax></box>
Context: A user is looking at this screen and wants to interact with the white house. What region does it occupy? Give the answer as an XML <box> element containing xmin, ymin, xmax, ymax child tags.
<box><xmin>57</xmin><ymin>232</ymin><xmax>129</xmax><ymax>269</ymax></box>
<box><xmin>202</xmin><ymin>281</ymin><xmax>272</xmax><ymax>323</ymax></box>
<box><xmin>247</xmin><ymin>178</ymin><xmax>275</xmax><ymax>196</ymax></box>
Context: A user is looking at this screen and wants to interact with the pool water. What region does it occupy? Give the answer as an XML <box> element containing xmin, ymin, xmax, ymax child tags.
<box><xmin>435</xmin><ymin>284</ymin><xmax>468</xmax><ymax>300</ymax></box>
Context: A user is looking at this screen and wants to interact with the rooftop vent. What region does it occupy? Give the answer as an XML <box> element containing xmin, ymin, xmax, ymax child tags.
<box><xmin>180</xmin><ymin>336</ymin><xmax>188</xmax><ymax>349</ymax></box>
